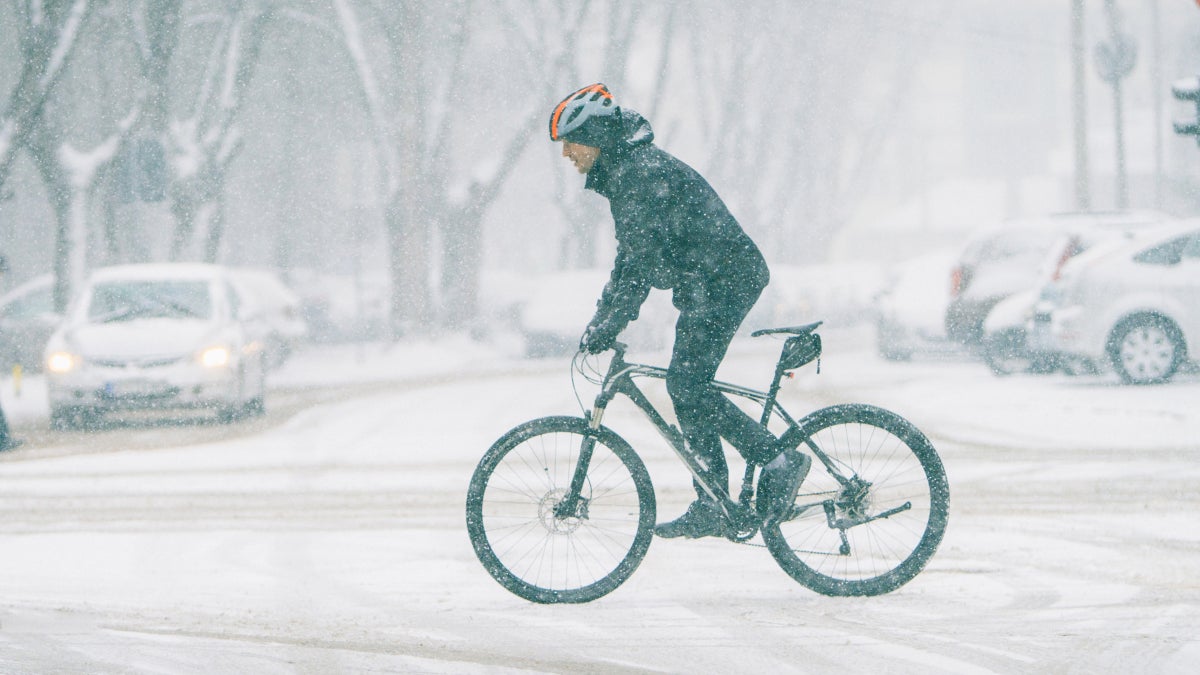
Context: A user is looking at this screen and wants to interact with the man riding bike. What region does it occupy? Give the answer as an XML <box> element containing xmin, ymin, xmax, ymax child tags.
<box><xmin>549</xmin><ymin>83</ymin><xmax>809</xmax><ymax>538</ymax></box>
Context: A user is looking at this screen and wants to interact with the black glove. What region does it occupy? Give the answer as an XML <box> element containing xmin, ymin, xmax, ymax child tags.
<box><xmin>580</xmin><ymin>322</ymin><xmax>618</xmax><ymax>354</ymax></box>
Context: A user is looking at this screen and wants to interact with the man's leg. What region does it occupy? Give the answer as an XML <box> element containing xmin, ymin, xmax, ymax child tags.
<box><xmin>667</xmin><ymin>284</ymin><xmax>780</xmax><ymax>482</ymax></box>
<box><xmin>666</xmin><ymin>310</ymin><xmax>734</xmax><ymax>500</ymax></box>
<box><xmin>653</xmin><ymin>313</ymin><xmax>734</xmax><ymax>539</ymax></box>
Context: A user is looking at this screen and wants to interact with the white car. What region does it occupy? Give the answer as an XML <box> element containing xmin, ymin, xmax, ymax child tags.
<box><xmin>1033</xmin><ymin>222</ymin><xmax>1200</xmax><ymax>384</ymax></box>
<box><xmin>948</xmin><ymin>211</ymin><xmax>1173</xmax><ymax>348</ymax></box>
<box><xmin>44</xmin><ymin>263</ymin><xmax>268</xmax><ymax>428</ymax></box>
<box><xmin>977</xmin><ymin>212</ymin><xmax>1175</xmax><ymax>375</ymax></box>
<box><xmin>874</xmin><ymin>249</ymin><xmax>964</xmax><ymax>361</ymax></box>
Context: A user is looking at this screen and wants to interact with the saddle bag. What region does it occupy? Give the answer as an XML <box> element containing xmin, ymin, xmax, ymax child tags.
<box><xmin>779</xmin><ymin>332</ymin><xmax>822</xmax><ymax>371</ymax></box>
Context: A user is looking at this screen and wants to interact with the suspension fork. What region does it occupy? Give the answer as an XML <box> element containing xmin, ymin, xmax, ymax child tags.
<box><xmin>554</xmin><ymin>365</ymin><xmax>624</xmax><ymax>519</ymax></box>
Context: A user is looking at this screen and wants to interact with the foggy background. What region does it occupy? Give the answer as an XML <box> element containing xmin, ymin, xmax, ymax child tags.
<box><xmin>2</xmin><ymin>0</ymin><xmax>1200</xmax><ymax>340</ymax></box>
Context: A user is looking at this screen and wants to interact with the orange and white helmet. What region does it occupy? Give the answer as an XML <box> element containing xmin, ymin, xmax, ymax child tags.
<box><xmin>549</xmin><ymin>83</ymin><xmax>617</xmax><ymax>142</ymax></box>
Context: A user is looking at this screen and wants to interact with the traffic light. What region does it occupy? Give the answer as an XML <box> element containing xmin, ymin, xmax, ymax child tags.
<box><xmin>1172</xmin><ymin>76</ymin><xmax>1200</xmax><ymax>144</ymax></box>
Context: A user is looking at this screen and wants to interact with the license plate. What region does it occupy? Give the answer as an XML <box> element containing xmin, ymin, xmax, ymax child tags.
<box><xmin>104</xmin><ymin>379</ymin><xmax>168</xmax><ymax>398</ymax></box>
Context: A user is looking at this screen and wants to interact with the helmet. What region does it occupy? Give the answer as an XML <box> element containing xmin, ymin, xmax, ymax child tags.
<box><xmin>549</xmin><ymin>83</ymin><xmax>617</xmax><ymax>142</ymax></box>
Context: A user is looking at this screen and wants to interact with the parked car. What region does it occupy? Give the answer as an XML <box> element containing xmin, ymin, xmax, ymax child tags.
<box><xmin>228</xmin><ymin>268</ymin><xmax>308</xmax><ymax>368</ymax></box>
<box><xmin>980</xmin><ymin>288</ymin><xmax>1056</xmax><ymax>375</ymax></box>
<box><xmin>978</xmin><ymin>214</ymin><xmax>1175</xmax><ymax>376</ymax></box>
<box><xmin>1031</xmin><ymin>221</ymin><xmax>1200</xmax><ymax>384</ymax></box>
<box><xmin>44</xmin><ymin>263</ymin><xmax>268</xmax><ymax>428</ymax></box>
<box><xmin>946</xmin><ymin>211</ymin><xmax>1173</xmax><ymax>351</ymax></box>
<box><xmin>0</xmin><ymin>274</ymin><xmax>60</xmax><ymax>372</ymax></box>
<box><xmin>874</xmin><ymin>249</ymin><xmax>964</xmax><ymax>361</ymax></box>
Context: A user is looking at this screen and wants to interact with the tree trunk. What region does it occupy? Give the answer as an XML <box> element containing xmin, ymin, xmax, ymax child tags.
<box><xmin>386</xmin><ymin>195</ymin><xmax>432</xmax><ymax>337</ymax></box>
<box><xmin>439</xmin><ymin>206</ymin><xmax>481</xmax><ymax>329</ymax></box>
<box><xmin>0</xmin><ymin>0</ymin><xmax>94</xmax><ymax>191</ymax></box>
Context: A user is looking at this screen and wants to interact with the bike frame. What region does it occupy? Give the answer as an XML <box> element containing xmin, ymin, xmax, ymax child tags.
<box><xmin>560</xmin><ymin>341</ymin><xmax>812</xmax><ymax>537</ymax></box>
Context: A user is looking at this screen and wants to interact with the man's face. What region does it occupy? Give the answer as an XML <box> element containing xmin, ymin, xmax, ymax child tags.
<box><xmin>561</xmin><ymin>140</ymin><xmax>601</xmax><ymax>174</ymax></box>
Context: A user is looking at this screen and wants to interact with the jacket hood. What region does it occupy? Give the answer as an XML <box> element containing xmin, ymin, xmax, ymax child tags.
<box><xmin>563</xmin><ymin>107</ymin><xmax>654</xmax><ymax>152</ymax></box>
<box><xmin>607</xmin><ymin>108</ymin><xmax>654</xmax><ymax>150</ymax></box>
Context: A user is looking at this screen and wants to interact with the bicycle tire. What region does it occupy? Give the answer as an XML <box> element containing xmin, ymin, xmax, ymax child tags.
<box><xmin>762</xmin><ymin>404</ymin><xmax>949</xmax><ymax>597</ymax></box>
<box><xmin>465</xmin><ymin>416</ymin><xmax>656</xmax><ymax>603</ymax></box>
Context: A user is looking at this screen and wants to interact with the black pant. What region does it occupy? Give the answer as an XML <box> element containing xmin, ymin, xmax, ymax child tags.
<box><xmin>666</xmin><ymin>275</ymin><xmax>776</xmax><ymax>500</ymax></box>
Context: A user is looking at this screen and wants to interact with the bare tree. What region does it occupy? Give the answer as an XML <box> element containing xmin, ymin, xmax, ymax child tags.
<box><xmin>20</xmin><ymin>2</ymin><xmax>142</xmax><ymax>311</ymax></box>
<box><xmin>28</xmin><ymin>102</ymin><xmax>140</xmax><ymax>311</ymax></box>
<box><xmin>0</xmin><ymin>0</ymin><xmax>94</xmax><ymax>195</ymax></box>
<box><xmin>98</xmin><ymin>0</ymin><xmax>182</xmax><ymax>265</ymax></box>
<box><xmin>333</xmin><ymin>0</ymin><xmax>545</xmax><ymax>334</ymax></box>
<box><xmin>506</xmin><ymin>0</ymin><xmax>675</xmax><ymax>271</ymax></box>
<box><xmin>168</xmin><ymin>0</ymin><xmax>275</xmax><ymax>262</ymax></box>
<box><xmin>686</xmin><ymin>1</ymin><xmax>918</xmax><ymax>262</ymax></box>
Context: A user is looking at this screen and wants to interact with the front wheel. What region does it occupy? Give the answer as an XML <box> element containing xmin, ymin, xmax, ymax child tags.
<box><xmin>465</xmin><ymin>416</ymin><xmax>656</xmax><ymax>603</ymax></box>
<box><xmin>763</xmin><ymin>404</ymin><xmax>949</xmax><ymax>597</ymax></box>
<box><xmin>984</xmin><ymin>328</ymin><xmax>1032</xmax><ymax>376</ymax></box>
<box><xmin>1109</xmin><ymin>315</ymin><xmax>1184</xmax><ymax>385</ymax></box>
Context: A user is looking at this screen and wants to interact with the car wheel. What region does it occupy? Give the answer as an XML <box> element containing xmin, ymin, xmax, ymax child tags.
<box><xmin>217</xmin><ymin>403</ymin><xmax>244</xmax><ymax>424</ymax></box>
<box><xmin>1109</xmin><ymin>315</ymin><xmax>1185</xmax><ymax>385</ymax></box>
<box><xmin>983</xmin><ymin>328</ymin><xmax>1032</xmax><ymax>376</ymax></box>
<box><xmin>49</xmin><ymin>406</ymin><xmax>76</xmax><ymax>431</ymax></box>
<box><xmin>245</xmin><ymin>353</ymin><xmax>267</xmax><ymax>417</ymax></box>
<box><xmin>217</xmin><ymin>365</ymin><xmax>248</xmax><ymax>424</ymax></box>
<box><xmin>50</xmin><ymin>406</ymin><xmax>99</xmax><ymax>431</ymax></box>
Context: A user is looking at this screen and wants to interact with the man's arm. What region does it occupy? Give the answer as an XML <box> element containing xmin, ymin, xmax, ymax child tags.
<box><xmin>582</xmin><ymin>247</ymin><xmax>651</xmax><ymax>352</ymax></box>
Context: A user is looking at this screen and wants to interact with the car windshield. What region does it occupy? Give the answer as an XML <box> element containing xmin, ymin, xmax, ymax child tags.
<box><xmin>87</xmin><ymin>280</ymin><xmax>212</xmax><ymax>322</ymax></box>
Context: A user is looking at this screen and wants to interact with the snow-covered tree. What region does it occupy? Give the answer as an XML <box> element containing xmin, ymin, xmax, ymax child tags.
<box><xmin>17</xmin><ymin>1</ymin><xmax>144</xmax><ymax>311</ymax></box>
<box><xmin>335</xmin><ymin>0</ymin><xmax>604</xmax><ymax>333</ymax></box>
<box><xmin>0</xmin><ymin>0</ymin><xmax>93</xmax><ymax>197</ymax></box>
<box><xmin>167</xmin><ymin>0</ymin><xmax>274</xmax><ymax>262</ymax></box>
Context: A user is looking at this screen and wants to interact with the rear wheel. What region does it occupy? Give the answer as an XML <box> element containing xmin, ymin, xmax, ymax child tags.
<box><xmin>466</xmin><ymin>416</ymin><xmax>655</xmax><ymax>603</ymax></box>
<box><xmin>762</xmin><ymin>404</ymin><xmax>949</xmax><ymax>597</ymax></box>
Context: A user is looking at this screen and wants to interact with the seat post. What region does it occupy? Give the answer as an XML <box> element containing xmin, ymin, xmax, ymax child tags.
<box><xmin>759</xmin><ymin>347</ymin><xmax>790</xmax><ymax>427</ymax></box>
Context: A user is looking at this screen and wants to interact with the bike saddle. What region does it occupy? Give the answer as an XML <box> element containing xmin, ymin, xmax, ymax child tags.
<box><xmin>751</xmin><ymin>321</ymin><xmax>823</xmax><ymax>338</ymax></box>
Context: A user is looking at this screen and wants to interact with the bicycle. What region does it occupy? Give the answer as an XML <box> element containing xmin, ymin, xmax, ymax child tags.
<box><xmin>465</xmin><ymin>321</ymin><xmax>950</xmax><ymax>603</ymax></box>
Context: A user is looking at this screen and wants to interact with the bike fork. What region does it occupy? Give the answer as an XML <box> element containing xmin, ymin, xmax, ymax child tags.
<box><xmin>553</xmin><ymin>403</ymin><xmax>612</xmax><ymax>520</ymax></box>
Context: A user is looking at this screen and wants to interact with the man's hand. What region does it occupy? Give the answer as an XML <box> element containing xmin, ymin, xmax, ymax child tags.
<box><xmin>580</xmin><ymin>322</ymin><xmax>618</xmax><ymax>354</ymax></box>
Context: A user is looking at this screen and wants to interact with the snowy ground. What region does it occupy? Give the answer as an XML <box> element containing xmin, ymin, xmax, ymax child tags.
<box><xmin>0</xmin><ymin>327</ymin><xmax>1197</xmax><ymax>673</ymax></box>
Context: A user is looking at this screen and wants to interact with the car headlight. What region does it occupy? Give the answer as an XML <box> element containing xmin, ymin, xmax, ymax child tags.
<box><xmin>199</xmin><ymin>346</ymin><xmax>232</xmax><ymax>368</ymax></box>
<box><xmin>47</xmin><ymin>351</ymin><xmax>80</xmax><ymax>374</ymax></box>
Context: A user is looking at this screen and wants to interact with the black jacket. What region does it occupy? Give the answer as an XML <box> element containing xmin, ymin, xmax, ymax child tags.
<box><xmin>584</xmin><ymin>109</ymin><xmax>769</xmax><ymax>339</ymax></box>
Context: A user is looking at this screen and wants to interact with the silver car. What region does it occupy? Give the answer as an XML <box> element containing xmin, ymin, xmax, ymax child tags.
<box><xmin>44</xmin><ymin>264</ymin><xmax>268</xmax><ymax>428</ymax></box>
<box><xmin>1033</xmin><ymin>222</ymin><xmax>1200</xmax><ymax>384</ymax></box>
<box><xmin>947</xmin><ymin>210</ymin><xmax>1173</xmax><ymax>349</ymax></box>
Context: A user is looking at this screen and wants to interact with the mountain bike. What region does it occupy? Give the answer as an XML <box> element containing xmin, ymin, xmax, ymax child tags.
<box><xmin>465</xmin><ymin>321</ymin><xmax>950</xmax><ymax>603</ymax></box>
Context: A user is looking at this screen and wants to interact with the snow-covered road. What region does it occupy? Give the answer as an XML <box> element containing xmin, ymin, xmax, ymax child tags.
<box><xmin>1</xmin><ymin>333</ymin><xmax>1197</xmax><ymax>673</ymax></box>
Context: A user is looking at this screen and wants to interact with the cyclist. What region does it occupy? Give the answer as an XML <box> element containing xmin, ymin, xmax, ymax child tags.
<box><xmin>549</xmin><ymin>83</ymin><xmax>809</xmax><ymax>538</ymax></box>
